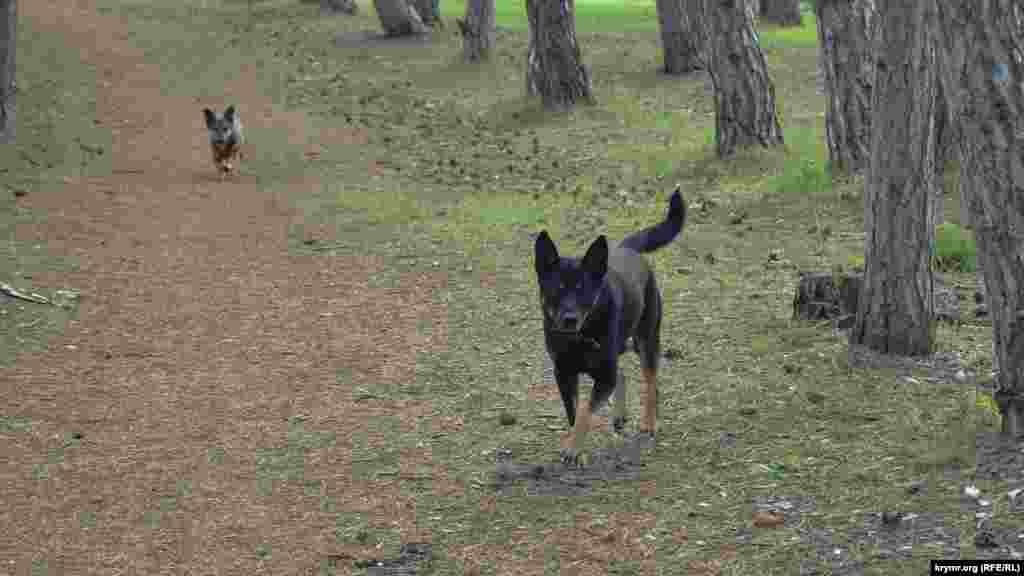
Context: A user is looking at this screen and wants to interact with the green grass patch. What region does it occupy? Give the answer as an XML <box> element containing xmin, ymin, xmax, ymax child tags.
<box><xmin>770</xmin><ymin>119</ymin><xmax>831</xmax><ymax>195</ymax></box>
<box><xmin>934</xmin><ymin>222</ymin><xmax>977</xmax><ymax>273</ymax></box>
<box><xmin>759</xmin><ymin>13</ymin><xmax>819</xmax><ymax>49</ymax></box>
<box><xmin>443</xmin><ymin>0</ymin><xmax>660</xmax><ymax>31</ymax></box>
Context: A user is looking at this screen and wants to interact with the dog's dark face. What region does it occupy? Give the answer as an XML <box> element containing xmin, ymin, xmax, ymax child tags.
<box><xmin>534</xmin><ymin>231</ymin><xmax>609</xmax><ymax>335</ymax></box>
<box><xmin>203</xmin><ymin>106</ymin><xmax>239</xmax><ymax>147</ymax></box>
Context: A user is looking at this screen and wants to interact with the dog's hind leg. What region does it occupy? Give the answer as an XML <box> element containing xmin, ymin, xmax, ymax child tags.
<box><xmin>636</xmin><ymin>276</ymin><xmax>663</xmax><ymax>440</ymax></box>
<box><xmin>640</xmin><ymin>367</ymin><xmax>658</xmax><ymax>438</ymax></box>
<box><xmin>611</xmin><ymin>370</ymin><xmax>627</xmax><ymax>434</ymax></box>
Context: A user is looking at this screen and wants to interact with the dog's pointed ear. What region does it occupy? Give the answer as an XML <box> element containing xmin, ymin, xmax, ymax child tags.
<box><xmin>535</xmin><ymin>231</ymin><xmax>559</xmax><ymax>276</ymax></box>
<box><xmin>224</xmin><ymin>106</ymin><xmax>236</xmax><ymax>120</ymax></box>
<box><xmin>581</xmin><ymin>235</ymin><xmax>609</xmax><ymax>277</ymax></box>
<box><xmin>203</xmin><ymin>108</ymin><xmax>216</xmax><ymax>129</ymax></box>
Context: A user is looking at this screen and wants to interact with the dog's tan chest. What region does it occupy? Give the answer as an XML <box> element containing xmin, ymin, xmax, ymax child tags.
<box><xmin>211</xmin><ymin>140</ymin><xmax>241</xmax><ymax>164</ymax></box>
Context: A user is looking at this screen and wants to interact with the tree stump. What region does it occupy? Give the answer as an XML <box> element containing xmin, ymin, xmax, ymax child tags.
<box><xmin>793</xmin><ymin>272</ymin><xmax>861</xmax><ymax>329</ymax></box>
<box><xmin>795</xmin><ymin>272</ymin><xmax>961</xmax><ymax>330</ymax></box>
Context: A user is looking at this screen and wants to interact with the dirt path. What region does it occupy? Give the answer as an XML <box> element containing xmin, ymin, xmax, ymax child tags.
<box><xmin>1</xmin><ymin>1</ymin><xmax>452</xmax><ymax>573</ymax></box>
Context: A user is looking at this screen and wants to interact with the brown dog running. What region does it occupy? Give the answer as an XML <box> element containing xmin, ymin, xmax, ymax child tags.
<box><xmin>203</xmin><ymin>105</ymin><xmax>244</xmax><ymax>180</ymax></box>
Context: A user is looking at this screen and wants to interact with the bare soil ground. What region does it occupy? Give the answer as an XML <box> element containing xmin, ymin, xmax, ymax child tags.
<box><xmin>2</xmin><ymin>1</ymin><xmax>452</xmax><ymax>574</ymax></box>
<box><xmin>2</xmin><ymin>0</ymin><xmax>1021</xmax><ymax>574</ymax></box>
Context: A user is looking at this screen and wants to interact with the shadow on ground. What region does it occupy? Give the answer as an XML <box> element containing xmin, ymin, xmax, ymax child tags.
<box><xmin>492</xmin><ymin>432</ymin><xmax>655</xmax><ymax>497</ymax></box>
<box><xmin>352</xmin><ymin>542</ymin><xmax>433</xmax><ymax>575</ymax></box>
<box><xmin>333</xmin><ymin>29</ymin><xmax>438</xmax><ymax>49</ymax></box>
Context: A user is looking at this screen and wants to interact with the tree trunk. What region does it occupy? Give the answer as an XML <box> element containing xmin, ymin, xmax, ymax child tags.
<box><xmin>656</xmin><ymin>0</ymin><xmax>704</xmax><ymax>74</ymax></box>
<box><xmin>936</xmin><ymin>0</ymin><xmax>987</xmax><ymax>355</ymax></box>
<box><xmin>746</xmin><ymin>0</ymin><xmax>759</xmax><ymax>21</ymax></box>
<box><xmin>458</xmin><ymin>0</ymin><xmax>496</xmax><ymax>62</ymax></box>
<box><xmin>760</xmin><ymin>0</ymin><xmax>800</xmax><ymax>26</ymax></box>
<box><xmin>816</xmin><ymin>0</ymin><xmax>876</xmax><ymax>177</ymax></box>
<box><xmin>937</xmin><ymin>0</ymin><xmax>1024</xmax><ymax>438</ymax></box>
<box><xmin>321</xmin><ymin>0</ymin><xmax>358</xmax><ymax>15</ymax></box>
<box><xmin>933</xmin><ymin>0</ymin><xmax>972</xmax><ymax>231</ymax></box>
<box><xmin>850</xmin><ymin>0</ymin><xmax>937</xmax><ymax>357</ymax></box>
<box><xmin>525</xmin><ymin>0</ymin><xmax>594</xmax><ymax>110</ymax></box>
<box><xmin>410</xmin><ymin>0</ymin><xmax>441</xmax><ymax>27</ymax></box>
<box><xmin>374</xmin><ymin>0</ymin><xmax>427</xmax><ymax>36</ymax></box>
<box><xmin>704</xmin><ymin>0</ymin><xmax>784</xmax><ymax>158</ymax></box>
<box><xmin>0</xmin><ymin>0</ymin><xmax>15</xmax><ymax>143</ymax></box>
<box><xmin>933</xmin><ymin>73</ymin><xmax>955</xmax><ymax>176</ymax></box>
<box><xmin>931</xmin><ymin>3</ymin><xmax>964</xmax><ymax>225</ymax></box>
<box><xmin>931</xmin><ymin>68</ymin><xmax>952</xmax><ymax>221</ymax></box>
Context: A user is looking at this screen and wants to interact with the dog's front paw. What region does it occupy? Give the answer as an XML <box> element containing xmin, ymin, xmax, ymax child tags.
<box><xmin>560</xmin><ymin>447</ymin><xmax>583</xmax><ymax>468</ymax></box>
<box><xmin>611</xmin><ymin>416</ymin><xmax>628</xmax><ymax>435</ymax></box>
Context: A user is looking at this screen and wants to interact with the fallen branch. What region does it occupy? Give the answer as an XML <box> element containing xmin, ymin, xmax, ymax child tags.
<box><xmin>1</xmin><ymin>282</ymin><xmax>52</xmax><ymax>305</ymax></box>
<box><xmin>1</xmin><ymin>283</ymin><xmax>80</xmax><ymax>309</ymax></box>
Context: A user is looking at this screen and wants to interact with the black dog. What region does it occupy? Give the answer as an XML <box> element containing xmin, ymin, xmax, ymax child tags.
<box><xmin>534</xmin><ymin>188</ymin><xmax>686</xmax><ymax>466</ymax></box>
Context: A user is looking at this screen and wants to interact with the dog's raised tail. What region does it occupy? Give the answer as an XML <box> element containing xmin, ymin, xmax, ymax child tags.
<box><xmin>620</xmin><ymin>187</ymin><xmax>687</xmax><ymax>254</ymax></box>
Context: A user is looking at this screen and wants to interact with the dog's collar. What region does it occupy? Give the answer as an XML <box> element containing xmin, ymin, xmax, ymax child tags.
<box><xmin>548</xmin><ymin>329</ymin><xmax>601</xmax><ymax>351</ymax></box>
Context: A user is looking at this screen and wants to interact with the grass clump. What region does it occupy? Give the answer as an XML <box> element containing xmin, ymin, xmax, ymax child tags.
<box><xmin>759</xmin><ymin>12</ymin><xmax>819</xmax><ymax>49</ymax></box>
<box><xmin>934</xmin><ymin>222</ymin><xmax>977</xmax><ymax>272</ymax></box>
<box><xmin>770</xmin><ymin>121</ymin><xmax>831</xmax><ymax>195</ymax></box>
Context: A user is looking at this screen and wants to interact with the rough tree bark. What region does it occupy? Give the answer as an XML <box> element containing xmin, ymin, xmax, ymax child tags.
<box><xmin>656</xmin><ymin>0</ymin><xmax>705</xmax><ymax>74</ymax></box>
<box><xmin>931</xmin><ymin>63</ymin><xmax>956</xmax><ymax>221</ymax></box>
<box><xmin>937</xmin><ymin>0</ymin><xmax>1024</xmax><ymax>438</ymax></box>
<box><xmin>410</xmin><ymin>0</ymin><xmax>441</xmax><ymax>27</ymax></box>
<box><xmin>321</xmin><ymin>0</ymin><xmax>358</xmax><ymax>15</ymax></box>
<box><xmin>0</xmin><ymin>0</ymin><xmax>15</xmax><ymax>143</ymax></box>
<box><xmin>458</xmin><ymin>0</ymin><xmax>496</xmax><ymax>62</ymax></box>
<box><xmin>374</xmin><ymin>0</ymin><xmax>427</xmax><ymax>36</ymax></box>
<box><xmin>526</xmin><ymin>0</ymin><xmax>594</xmax><ymax>110</ymax></box>
<box><xmin>760</xmin><ymin>0</ymin><xmax>801</xmax><ymax>26</ymax></box>
<box><xmin>933</xmin><ymin>1</ymin><xmax>970</xmax><ymax>222</ymax></box>
<box><xmin>850</xmin><ymin>0</ymin><xmax>937</xmax><ymax>357</ymax></box>
<box><xmin>933</xmin><ymin>71</ymin><xmax>956</xmax><ymax>176</ymax></box>
<box><xmin>816</xmin><ymin>0</ymin><xmax>876</xmax><ymax>176</ymax></box>
<box><xmin>704</xmin><ymin>0</ymin><xmax>784</xmax><ymax>158</ymax></box>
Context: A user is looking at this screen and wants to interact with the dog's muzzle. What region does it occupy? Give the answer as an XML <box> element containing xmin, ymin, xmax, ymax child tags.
<box><xmin>554</xmin><ymin>310</ymin><xmax>580</xmax><ymax>332</ymax></box>
<box><xmin>547</xmin><ymin>311</ymin><xmax>600</xmax><ymax>351</ymax></box>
